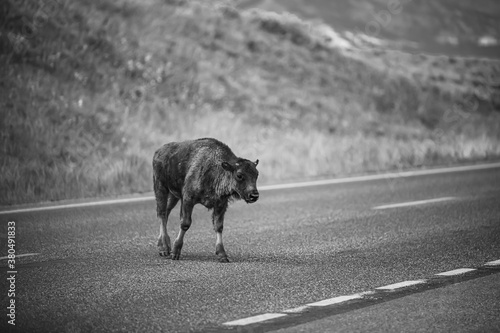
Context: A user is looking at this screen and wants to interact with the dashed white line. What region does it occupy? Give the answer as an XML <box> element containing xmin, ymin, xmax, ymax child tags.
<box><xmin>221</xmin><ymin>260</ymin><xmax>500</xmax><ymax>328</ymax></box>
<box><xmin>307</xmin><ymin>294</ymin><xmax>363</xmax><ymax>307</ymax></box>
<box><xmin>435</xmin><ymin>268</ymin><xmax>476</xmax><ymax>276</ymax></box>
<box><xmin>373</xmin><ymin>197</ymin><xmax>456</xmax><ymax>210</ymax></box>
<box><xmin>2</xmin><ymin>162</ymin><xmax>499</xmax><ymax>215</ymax></box>
<box><xmin>485</xmin><ymin>259</ymin><xmax>500</xmax><ymax>266</ymax></box>
<box><xmin>375</xmin><ymin>280</ymin><xmax>427</xmax><ymax>290</ymax></box>
<box><xmin>0</xmin><ymin>253</ymin><xmax>40</xmax><ymax>260</ymax></box>
<box><xmin>223</xmin><ymin>313</ymin><xmax>288</xmax><ymax>326</ymax></box>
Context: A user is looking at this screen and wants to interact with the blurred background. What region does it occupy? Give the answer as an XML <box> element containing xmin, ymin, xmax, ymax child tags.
<box><xmin>1</xmin><ymin>0</ymin><xmax>499</xmax><ymax>205</ymax></box>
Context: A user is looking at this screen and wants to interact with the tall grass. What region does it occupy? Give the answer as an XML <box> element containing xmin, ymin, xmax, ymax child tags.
<box><xmin>1</xmin><ymin>0</ymin><xmax>499</xmax><ymax>205</ymax></box>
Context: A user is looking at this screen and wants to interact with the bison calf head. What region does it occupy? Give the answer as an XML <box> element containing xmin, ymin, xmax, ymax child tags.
<box><xmin>222</xmin><ymin>159</ymin><xmax>260</xmax><ymax>203</ymax></box>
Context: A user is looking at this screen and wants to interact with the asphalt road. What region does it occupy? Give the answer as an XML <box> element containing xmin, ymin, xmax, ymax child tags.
<box><xmin>1</xmin><ymin>165</ymin><xmax>500</xmax><ymax>332</ymax></box>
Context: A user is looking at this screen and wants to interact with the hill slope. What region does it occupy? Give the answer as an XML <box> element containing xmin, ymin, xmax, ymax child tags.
<box><xmin>239</xmin><ymin>0</ymin><xmax>500</xmax><ymax>58</ymax></box>
<box><xmin>1</xmin><ymin>0</ymin><xmax>499</xmax><ymax>205</ymax></box>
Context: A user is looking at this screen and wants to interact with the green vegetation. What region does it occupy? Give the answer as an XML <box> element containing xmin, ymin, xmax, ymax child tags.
<box><xmin>1</xmin><ymin>0</ymin><xmax>499</xmax><ymax>205</ymax></box>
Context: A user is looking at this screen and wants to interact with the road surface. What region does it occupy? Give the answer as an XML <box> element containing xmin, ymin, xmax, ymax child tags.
<box><xmin>1</xmin><ymin>164</ymin><xmax>499</xmax><ymax>332</ymax></box>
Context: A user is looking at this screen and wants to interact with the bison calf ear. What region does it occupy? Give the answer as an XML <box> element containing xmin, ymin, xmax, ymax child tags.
<box><xmin>254</xmin><ymin>159</ymin><xmax>259</xmax><ymax>166</ymax></box>
<box><xmin>222</xmin><ymin>161</ymin><xmax>235</xmax><ymax>172</ymax></box>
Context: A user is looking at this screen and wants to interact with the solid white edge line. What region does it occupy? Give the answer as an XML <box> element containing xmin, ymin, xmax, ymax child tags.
<box><xmin>435</xmin><ymin>268</ymin><xmax>476</xmax><ymax>276</ymax></box>
<box><xmin>0</xmin><ymin>253</ymin><xmax>40</xmax><ymax>260</ymax></box>
<box><xmin>376</xmin><ymin>280</ymin><xmax>427</xmax><ymax>290</ymax></box>
<box><xmin>485</xmin><ymin>259</ymin><xmax>500</xmax><ymax>266</ymax></box>
<box><xmin>1</xmin><ymin>162</ymin><xmax>499</xmax><ymax>215</ymax></box>
<box><xmin>307</xmin><ymin>294</ymin><xmax>363</xmax><ymax>307</ymax></box>
<box><xmin>222</xmin><ymin>313</ymin><xmax>288</xmax><ymax>326</ymax></box>
<box><xmin>373</xmin><ymin>197</ymin><xmax>456</xmax><ymax>210</ymax></box>
<box><xmin>0</xmin><ymin>196</ymin><xmax>154</xmax><ymax>215</ymax></box>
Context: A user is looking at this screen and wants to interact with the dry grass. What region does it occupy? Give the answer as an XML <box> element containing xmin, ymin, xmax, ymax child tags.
<box><xmin>1</xmin><ymin>0</ymin><xmax>499</xmax><ymax>205</ymax></box>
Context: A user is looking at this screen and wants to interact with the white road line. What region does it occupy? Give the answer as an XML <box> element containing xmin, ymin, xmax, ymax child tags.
<box><xmin>0</xmin><ymin>253</ymin><xmax>40</xmax><ymax>260</ymax></box>
<box><xmin>485</xmin><ymin>259</ymin><xmax>500</xmax><ymax>266</ymax></box>
<box><xmin>307</xmin><ymin>294</ymin><xmax>363</xmax><ymax>307</ymax></box>
<box><xmin>259</xmin><ymin>162</ymin><xmax>500</xmax><ymax>191</ymax></box>
<box><xmin>222</xmin><ymin>313</ymin><xmax>288</xmax><ymax>326</ymax></box>
<box><xmin>376</xmin><ymin>280</ymin><xmax>427</xmax><ymax>290</ymax></box>
<box><xmin>1</xmin><ymin>162</ymin><xmax>499</xmax><ymax>215</ymax></box>
<box><xmin>221</xmin><ymin>261</ymin><xmax>494</xmax><ymax>328</ymax></box>
<box><xmin>373</xmin><ymin>197</ymin><xmax>456</xmax><ymax>210</ymax></box>
<box><xmin>435</xmin><ymin>268</ymin><xmax>476</xmax><ymax>276</ymax></box>
<box><xmin>0</xmin><ymin>197</ymin><xmax>154</xmax><ymax>215</ymax></box>
<box><xmin>281</xmin><ymin>305</ymin><xmax>311</xmax><ymax>314</ymax></box>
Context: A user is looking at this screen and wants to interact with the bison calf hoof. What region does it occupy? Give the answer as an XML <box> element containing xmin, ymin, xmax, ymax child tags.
<box><xmin>159</xmin><ymin>250</ymin><xmax>170</xmax><ymax>257</ymax></box>
<box><xmin>158</xmin><ymin>246</ymin><xmax>171</xmax><ymax>257</ymax></box>
<box><xmin>216</xmin><ymin>250</ymin><xmax>229</xmax><ymax>263</ymax></box>
<box><xmin>171</xmin><ymin>242</ymin><xmax>183</xmax><ymax>260</ymax></box>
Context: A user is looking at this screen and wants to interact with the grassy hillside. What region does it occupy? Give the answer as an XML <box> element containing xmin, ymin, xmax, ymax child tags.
<box><xmin>240</xmin><ymin>0</ymin><xmax>500</xmax><ymax>58</ymax></box>
<box><xmin>1</xmin><ymin>0</ymin><xmax>500</xmax><ymax>205</ymax></box>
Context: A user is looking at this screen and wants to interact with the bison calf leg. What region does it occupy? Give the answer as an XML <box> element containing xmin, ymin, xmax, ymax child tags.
<box><xmin>213</xmin><ymin>202</ymin><xmax>229</xmax><ymax>263</ymax></box>
<box><xmin>157</xmin><ymin>218</ymin><xmax>171</xmax><ymax>257</ymax></box>
<box><xmin>156</xmin><ymin>191</ymin><xmax>179</xmax><ymax>257</ymax></box>
<box><xmin>172</xmin><ymin>199</ymin><xmax>194</xmax><ymax>260</ymax></box>
<box><xmin>215</xmin><ymin>233</ymin><xmax>229</xmax><ymax>263</ymax></box>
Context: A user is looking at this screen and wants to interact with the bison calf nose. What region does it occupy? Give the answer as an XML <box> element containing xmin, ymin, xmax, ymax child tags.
<box><xmin>248</xmin><ymin>191</ymin><xmax>259</xmax><ymax>203</ymax></box>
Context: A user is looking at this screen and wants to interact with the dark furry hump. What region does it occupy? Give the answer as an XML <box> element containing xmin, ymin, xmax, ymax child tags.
<box><xmin>188</xmin><ymin>138</ymin><xmax>238</xmax><ymax>199</ymax></box>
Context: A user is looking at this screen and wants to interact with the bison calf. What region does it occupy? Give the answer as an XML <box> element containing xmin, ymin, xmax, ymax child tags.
<box><xmin>152</xmin><ymin>138</ymin><xmax>259</xmax><ymax>262</ymax></box>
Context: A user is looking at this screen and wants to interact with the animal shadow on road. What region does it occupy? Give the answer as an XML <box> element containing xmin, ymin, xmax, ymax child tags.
<box><xmin>151</xmin><ymin>250</ymin><xmax>324</xmax><ymax>267</ymax></box>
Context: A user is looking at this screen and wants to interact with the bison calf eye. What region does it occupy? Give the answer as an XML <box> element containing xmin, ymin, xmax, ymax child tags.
<box><xmin>236</xmin><ymin>173</ymin><xmax>244</xmax><ymax>181</ymax></box>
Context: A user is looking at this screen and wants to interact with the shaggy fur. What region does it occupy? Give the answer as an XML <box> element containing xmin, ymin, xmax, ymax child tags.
<box><xmin>153</xmin><ymin>138</ymin><xmax>259</xmax><ymax>262</ymax></box>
